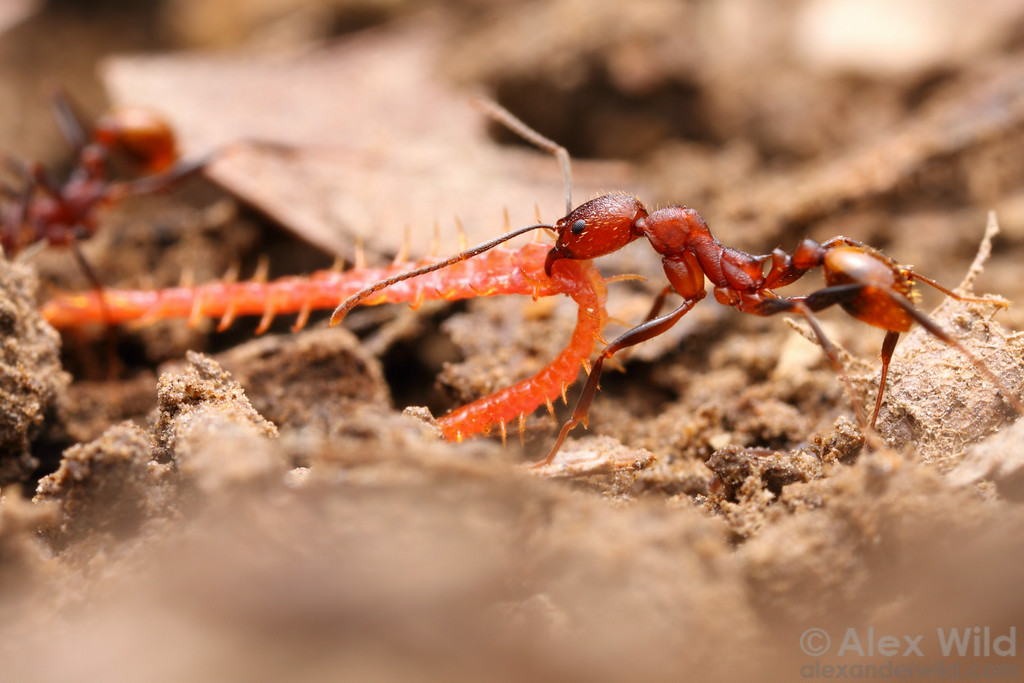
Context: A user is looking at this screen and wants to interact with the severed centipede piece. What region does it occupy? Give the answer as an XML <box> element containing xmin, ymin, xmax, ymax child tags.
<box><xmin>41</xmin><ymin>242</ymin><xmax>609</xmax><ymax>443</ymax></box>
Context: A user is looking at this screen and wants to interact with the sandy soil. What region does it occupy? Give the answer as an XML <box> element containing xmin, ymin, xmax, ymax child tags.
<box><xmin>2</xmin><ymin>2</ymin><xmax>1024</xmax><ymax>681</ymax></box>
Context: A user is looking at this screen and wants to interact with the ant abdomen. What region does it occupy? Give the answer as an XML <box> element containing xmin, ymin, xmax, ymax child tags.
<box><xmin>823</xmin><ymin>246</ymin><xmax>915</xmax><ymax>332</ymax></box>
<box><xmin>93</xmin><ymin>106</ymin><xmax>179</xmax><ymax>174</ymax></box>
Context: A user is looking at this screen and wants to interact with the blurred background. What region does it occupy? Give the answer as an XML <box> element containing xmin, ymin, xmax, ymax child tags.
<box><xmin>3</xmin><ymin>2</ymin><xmax>1024</xmax><ymax>682</ymax></box>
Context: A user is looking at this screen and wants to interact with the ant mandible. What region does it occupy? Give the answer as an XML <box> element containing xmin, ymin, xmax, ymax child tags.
<box><xmin>0</xmin><ymin>89</ymin><xmax>207</xmax><ymax>291</ymax></box>
<box><xmin>332</xmin><ymin>100</ymin><xmax>1024</xmax><ymax>467</ymax></box>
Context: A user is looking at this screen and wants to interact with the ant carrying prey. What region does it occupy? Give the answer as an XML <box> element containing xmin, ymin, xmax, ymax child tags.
<box><xmin>332</xmin><ymin>100</ymin><xmax>1024</xmax><ymax>466</ymax></box>
<box><xmin>42</xmin><ymin>100</ymin><xmax>1024</xmax><ymax>467</ymax></box>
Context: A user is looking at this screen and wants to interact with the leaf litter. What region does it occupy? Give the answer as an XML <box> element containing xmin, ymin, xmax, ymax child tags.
<box><xmin>2</xmin><ymin>4</ymin><xmax>1024</xmax><ymax>681</ymax></box>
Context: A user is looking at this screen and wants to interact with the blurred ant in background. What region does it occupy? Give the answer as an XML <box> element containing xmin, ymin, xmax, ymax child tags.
<box><xmin>0</xmin><ymin>88</ymin><xmax>207</xmax><ymax>293</ymax></box>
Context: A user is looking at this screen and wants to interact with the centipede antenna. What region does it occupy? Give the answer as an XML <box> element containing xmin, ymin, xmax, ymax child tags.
<box><xmin>472</xmin><ymin>97</ymin><xmax>573</xmax><ymax>215</ymax></box>
<box><xmin>329</xmin><ymin>222</ymin><xmax>551</xmax><ymax>325</ymax></box>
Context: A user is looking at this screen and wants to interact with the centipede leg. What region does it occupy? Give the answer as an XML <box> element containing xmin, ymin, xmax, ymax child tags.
<box><xmin>536</xmin><ymin>292</ymin><xmax>705</xmax><ymax>467</ymax></box>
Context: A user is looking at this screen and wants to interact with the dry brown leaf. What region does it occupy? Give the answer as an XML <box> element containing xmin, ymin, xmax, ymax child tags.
<box><xmin>102</xmin><ymin>20</ymin><xmax>646</xmax><ymax>260</ymax></box>
<box><xmin>0</xmin><ymin>0</ymin><xmax>37</xmax><ymax>36</ymax></box>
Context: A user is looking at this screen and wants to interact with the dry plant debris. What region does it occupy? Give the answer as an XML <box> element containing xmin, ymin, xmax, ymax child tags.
<box><xmin>1</xmin><ymin>3</ymin><xmax>1024</xmax><ymax>681</ymax></box>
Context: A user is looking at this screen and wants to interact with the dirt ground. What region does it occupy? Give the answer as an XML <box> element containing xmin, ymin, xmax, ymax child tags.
<box><xmin>2</xmin><ymin>1</ymin><xmax>1024</xmax><ymax>681</ymax></box>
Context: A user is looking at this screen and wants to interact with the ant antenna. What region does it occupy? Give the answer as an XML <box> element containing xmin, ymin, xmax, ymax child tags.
<box><xmin>329</xmin><ymin>222</ymin><xmax>551</xmax><ymax>325</ymax></box>
<box><xmin>472</xmin><ymin>98</ymin><xmax>573</xmax><ymax>216</ymax></box>
<box><xmin>331</xmin><ymin>99</ymin><xmax>576</xmax><ymax>326</ymax></box>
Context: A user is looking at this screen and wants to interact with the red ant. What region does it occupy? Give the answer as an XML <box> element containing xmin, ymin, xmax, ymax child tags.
<box><xmin>332</xmin><ymin>100</ymin><xmax>1024</xmax><ymax>467</ymax></box>
<box><xmin>0</xmin><ymin>89</ymin><xmax>207</xmax><ymax>292</ymax></box>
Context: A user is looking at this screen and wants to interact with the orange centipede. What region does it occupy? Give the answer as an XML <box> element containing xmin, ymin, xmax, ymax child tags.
<box><xmin>41</xmin><ymin>241</ymin><xmax>609</xmax><ymax>442</ymax></box>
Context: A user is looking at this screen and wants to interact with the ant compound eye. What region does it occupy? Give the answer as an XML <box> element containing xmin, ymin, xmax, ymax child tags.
<box><xmin>571</xmin><ymin>219</ymin><xmax>586</xmax><ymax>235</ymax></box>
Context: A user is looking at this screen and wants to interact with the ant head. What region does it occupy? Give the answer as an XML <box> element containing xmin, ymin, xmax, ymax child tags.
<box><xmin>93</xmin><ymin>106</ymin><xmax>179</xmax><ymax>173</ymax></box>
<box><xmin>544</xmin><ymin>194</ymin><xmax>647</xmax><ymax>275</ymax></box>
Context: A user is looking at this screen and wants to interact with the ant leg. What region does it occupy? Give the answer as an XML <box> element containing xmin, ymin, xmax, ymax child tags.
<box><xmin>614</xmin><ymin>286</ymin><xmax>674</xmax><ymax>367</ymax></box>
<box><xmin>753</xmin><ymin>285</ymin><xmax>871</xmax><ymax>426</ymax></box>
<box><xmin>885</xmin><ymin>291</ymin><xmax>1024</xmax><ymax>417</ymax></box>
<box><xmin>70</xmin><ymin>241</ymin><xmax>109</xmax><ymax>311</ymax></box>
<box><xmin>641</xmin><ymin>286</ymin><xmax>674</xmax><ymax>324</ymax></box>
<box><xmin>0</xmin><ymin>180</ymin><xmax>22</xmax><ymax>200</ymax></box>
<box><xmin>910</xmin><ymin>271</ymin><xmax>1010</xmax><ymax>307</ymax></box>
<box><xmin>48</xmin><ymin>87</ymin><xmax>90</xmax><ymax>153</ymax></box>
<box><xmin>111</xmin><ymin>153</ymin><xmax>212</xmax><ymax>199</ymax></box>
<box><xmin>0</xmin><ymin>162</ymin><xmax>38</xmax><ymax>255</ymax></box>
<box><xmin>791</xmin><ymin>300</ymin><xmax>869</xmax><ymax>426</ymax></box>
<box><xmin>25</xmin><ymin>161</ymin><xmax>64</xmax><ymax>198</ymax></box>
<box><xmin>535</xmin><ymin>291</ymin><xmax>706</xmax><ymax>467</ymax></box>
<box><xmin>874</xmin><ymin>331</ymin><xmax>900</xmax><ymax>428</ymax></box>
<box><xmin>70</xmin><ymin>237</ymin><xmax>124</xmax><ymax>377</ymax></box>
<box><xmin>473</xmin><ymin>98</ymin><xmax>573</xmax><ymax>216</ymax></box>
<box><xmin>1</xmin><ymin>156</ymin><xmax>45</xmax><ymax>196</ymax></box>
